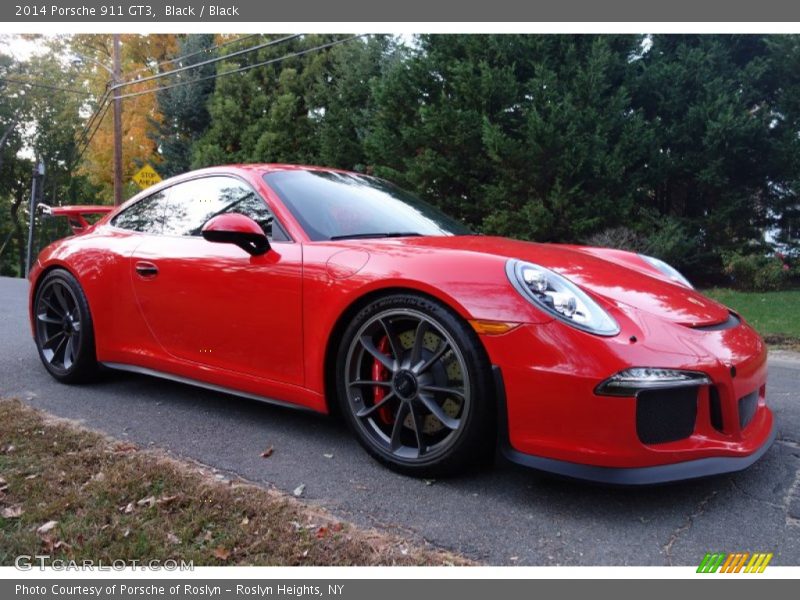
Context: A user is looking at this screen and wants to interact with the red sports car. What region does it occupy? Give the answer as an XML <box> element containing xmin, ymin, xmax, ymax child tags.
<box><xmin>28</xmin><ymin>165</ymin><xmax>776</xmax><ymax>483</ymax></box>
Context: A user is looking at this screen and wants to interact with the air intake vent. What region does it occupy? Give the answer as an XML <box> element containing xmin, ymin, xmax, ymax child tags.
<box><xmin>636</xmin><ymin>387</ymin><xmax>698</xmax><ymax>444</ymax></box>
<box><xmin>739</xmin><ymin>391</ymin><xmax>758</xmax><ymax>430</ymax></box>
<box><xmin>709</xmin><ymin>386</ymin><xmax>724</xmax><ymax>432</ymax></box>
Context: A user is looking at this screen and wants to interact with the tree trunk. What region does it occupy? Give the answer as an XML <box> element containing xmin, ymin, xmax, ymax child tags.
<box><xmin>0</xmin><ymin>120</ymin><xmax>17</xmax><ymax>174</ymax></box>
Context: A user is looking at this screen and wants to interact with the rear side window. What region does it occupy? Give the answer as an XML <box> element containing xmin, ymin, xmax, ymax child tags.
<box><xmin>161</xmin><ymin>176</ymin><xmax>288</xmax><ymax>241</ymax></box>
<box><xmin>110</xmin><ymin>190</ymin><xmax>169</xmax><ymax>234</ymax></box>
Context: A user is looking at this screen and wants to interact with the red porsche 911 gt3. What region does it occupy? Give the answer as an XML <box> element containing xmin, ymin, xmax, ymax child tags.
<box><xmin>28</xmin><ymin>165</ymin><xmax>776</xmax><ymax>483</ymax></box>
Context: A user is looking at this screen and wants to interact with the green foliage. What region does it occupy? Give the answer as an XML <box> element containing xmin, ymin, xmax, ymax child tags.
<box><xmin>6</xmin><ymin>34</ymin><xmax>800</xmax><ymax>285</ymax></box>
<box><xmin>154</xmin><ymin>34</ymin><xmax>217</xmax><ymax>177</ymax></box>
<box><xmin>722</xmin><ymin>251</ymin><xmax>791</xmax><ymax>291</ymax></box>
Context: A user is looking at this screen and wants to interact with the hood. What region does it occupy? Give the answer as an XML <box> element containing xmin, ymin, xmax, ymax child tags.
<box><xmin>391</xmin><ymin>235</ymin><xmax>730</xmax><ymax>327</ymax></box>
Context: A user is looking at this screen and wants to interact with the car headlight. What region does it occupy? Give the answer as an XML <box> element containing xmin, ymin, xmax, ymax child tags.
<box><xmin>639</xmin><ymin>254</ymin><xmax>693</xmax><ymax>289</ymax></box>
<box><xmin>506</xmin><ymin>259</ymin><xmax>619</xmax><ymax>336</ymax></box>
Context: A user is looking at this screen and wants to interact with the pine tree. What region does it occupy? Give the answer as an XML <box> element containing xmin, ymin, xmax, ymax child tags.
<box><xmin>154</xmin><ymin>34</ymin><xmax>217</xmax><ymax>177</ymax></box>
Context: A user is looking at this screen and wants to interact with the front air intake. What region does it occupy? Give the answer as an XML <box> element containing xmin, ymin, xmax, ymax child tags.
<box><xmin>739</xmin><ymin>391</ymin><xmax>759</xmax><ymax>430</ymax></box>
<box><xmin>636</xmin><ymin>387</ymin><xmax>698</xmax><ymax>444</ymax></box>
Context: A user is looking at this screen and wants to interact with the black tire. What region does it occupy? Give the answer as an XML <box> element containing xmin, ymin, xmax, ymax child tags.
<box><xmin>33</xmin><ymin>269</ymin><xmax>98</xmax><ymax>384</ymax></box>
<box><xmin>336</xmin><ymin>293</ymin><xmax>496</xmax><ymax>477</ymax></box>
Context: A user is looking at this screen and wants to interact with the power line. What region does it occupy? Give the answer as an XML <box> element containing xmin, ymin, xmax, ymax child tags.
<box><xmin>0</xmin><ymin>76</ymin><xmax>91</xmax><ymax>96</ymax></box>
<box><xmin>111</xmin><ymin>34</ymin><xmax>301</xmax><ymax>92</ymax></box>
<box><xmin>74</xmin><ymin>100</ymin><xmax>111</xmax><ymax>163</ymax></box>
<box><xmin>73</xmin><ymin>35</ymin><xmax>278</xmax><ymax>161</ymax></box>
<box><xmin>74</xmin><ymin>34</ymin><xmax>295</xmax><ymax>146</ymax></box>
<box><xmin>75</xmin><ymin>91</ymin><xmax>111</xmax><ymax>150</ymax></box>
<box><xmin>127</xmin><ymin>33</ymin><xmax>262</xmax><ymax>77</ymax></box>
<box><xmin>73</xmin><ymin>36</ymin><xmax>361</xmax><ymax>166</ymax></box>
<box><xmin>115</xmin><ymin>36</ymin><xmax>362</xmax><ymax>101</ymax></box>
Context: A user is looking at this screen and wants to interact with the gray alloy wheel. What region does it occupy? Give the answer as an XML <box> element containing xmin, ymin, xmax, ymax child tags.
<box><xmin>337</xmin><ymin>294</ymin><xmax>495</xmax><ymax>477</ymax></box>
<box><xmin>34</xmin><ymin>269</ymin><xmax>98</xmax><ymax>383</ymax></box>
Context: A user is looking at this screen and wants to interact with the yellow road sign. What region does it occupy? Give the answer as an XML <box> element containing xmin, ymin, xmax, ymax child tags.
<box><xmin>132</xmin><ymin>164</ymin><xmax>162</xmax><ymax>190</ymax></box>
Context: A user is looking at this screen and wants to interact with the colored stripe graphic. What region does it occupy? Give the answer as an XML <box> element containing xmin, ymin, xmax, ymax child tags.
<box><xmin>697</xmin><ymin>553</ymin><xmax>726</xmax><ymax>573</ymax></box>
<box><xmin>697</xmin><ymin>552</ymin><xmax>772</xmax><ymax>573</ymax></box>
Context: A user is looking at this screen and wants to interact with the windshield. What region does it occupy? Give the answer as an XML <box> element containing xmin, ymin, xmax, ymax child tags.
<box><xmin>263</xmin><ymin>170</ymin><xmax>472</xmax><ymax>241</ymax></box>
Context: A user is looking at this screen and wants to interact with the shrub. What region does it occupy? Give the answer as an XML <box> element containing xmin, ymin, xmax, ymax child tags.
<box><xmin>722</xmin><ymin>252</ymin><xmax>792</xmax><ymax>291</ymax></box>
<box><xmin>584</xmin><ymin>227</ymin><xmax>649</xmax><ymax>253</ymax></box>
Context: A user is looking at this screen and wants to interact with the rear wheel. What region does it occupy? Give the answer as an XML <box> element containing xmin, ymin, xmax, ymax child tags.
<box><xmin>336</xmin><ymin>293</ymin><xmax>495</xmax><ymax>477</ymax></box>
<box><xmin>33</xmin><ymin>269</ymin><xmax>98</xmax><ymax>383</ymax></box>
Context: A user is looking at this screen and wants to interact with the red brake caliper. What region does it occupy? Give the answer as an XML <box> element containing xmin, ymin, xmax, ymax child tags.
<box><xmin>371</xmin><ymin>337</ymin><xmax>394</xmax><ymax>424</ymax></box>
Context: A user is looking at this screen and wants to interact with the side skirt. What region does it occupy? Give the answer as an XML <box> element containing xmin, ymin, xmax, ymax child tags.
<box><xmin>101</xmin><ymin>362</ymin><xmax>314</xmax><ymax>413</ymax></box>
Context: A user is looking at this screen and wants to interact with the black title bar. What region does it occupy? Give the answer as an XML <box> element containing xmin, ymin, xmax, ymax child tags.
<box><xmin>4</xmin><ymin>0</ymin><xmax>800</xmax><ymax>22</ymax></box>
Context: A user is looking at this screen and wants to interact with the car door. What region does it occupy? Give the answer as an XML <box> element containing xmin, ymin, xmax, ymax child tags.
<box><xmin>130</xmin><ymin>175</ymin><xmax>304</xmax><ymax>386</ymax></box>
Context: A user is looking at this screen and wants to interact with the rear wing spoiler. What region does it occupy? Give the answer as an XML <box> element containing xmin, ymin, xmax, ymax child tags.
<box><xmin>39</xmin><ymin>204</ymin><xmax>114</xmax><ymax>234</ymax></box>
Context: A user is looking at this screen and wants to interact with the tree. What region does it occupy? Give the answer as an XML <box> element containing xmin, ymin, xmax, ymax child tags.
<box><xmin>192</xmin><ymin>35</ymin><xmax>346</xmax><ymax>168</ymax></box>
<box><xmin>627</xmin><ymin>35</ymin><xmax>800</xmax><ymax>277</ymax></box>
<box><xmin>70</xmin><ymin>34</ymin><xmax>178</xmax><ymax>201</ymax></box>
<box><xmin>153</xmin><ymin>34</ymin><xmax>217</xmax><ymax>177</ymax></box>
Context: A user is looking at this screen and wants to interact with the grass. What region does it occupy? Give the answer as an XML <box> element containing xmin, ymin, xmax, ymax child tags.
<box><xmin>703</xmin><ymin>288</ymin><xmax>800</xmax><ymax>347</ymax></box>
<box><xmin>0</xmin><ymin>399</ymin><xmax>467</xmax><ymax>567</ymax></box>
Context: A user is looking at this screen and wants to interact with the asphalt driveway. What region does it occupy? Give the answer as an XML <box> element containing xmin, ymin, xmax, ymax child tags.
<box><xmin>1</xmin><ymin>275</ymin><xmax>798</xmax><ymax>565</ymax></box>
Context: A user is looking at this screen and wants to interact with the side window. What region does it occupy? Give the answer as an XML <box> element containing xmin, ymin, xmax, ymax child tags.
<box><xmin>110</xmin><ymin>190</ymin><xmax>169</xmax><ymax>234</ymax></box>
<box><xmin>161</xmin><ymin>176</ymin><xmax>288</xmax><ymax>241</ymax></box>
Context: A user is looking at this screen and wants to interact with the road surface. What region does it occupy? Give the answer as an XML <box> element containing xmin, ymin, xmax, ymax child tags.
<box><xmin>1</xmin><ymin>275</ymin><xmax>798</xmax><ymax>565</ymax></box>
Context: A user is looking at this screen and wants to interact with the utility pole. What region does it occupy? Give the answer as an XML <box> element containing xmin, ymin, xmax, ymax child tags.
<box><xmin>25</xmin><ymin>161</ymin><xmax>45</xmax><ymax>278</ymax></box>
<box><xmin>112</xmin><ymin>33</ymin><xmax>123</xmax><ymax>206</ymax></box>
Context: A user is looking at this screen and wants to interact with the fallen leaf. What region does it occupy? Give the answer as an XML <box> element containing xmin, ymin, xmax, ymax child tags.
<box><xmin>136</xmin><ymin>496</ymin><xmax>155</xmax><ymax>507</ymax></box>
<box><xmin>123</xmin><ymin>528</ymin><xmax>131</xmax><ymax>538</ymax></box>
<box><xmin>241</xmin><ymin>516</ymin><xmax>250</xmax><ymax>526</ymax></box>
<box><xmin>167</xmin><ymin>532</ymin><xmax>181</xmax><ymax>545</ymax></box>
<box><xmin>1</xmin><ymin>506</ymin><xmax>23</xmax><ymax>518</ymax></box>
<box><xmin>212</xmin><ymin>546</ymin><xmax>231</xmax><ymax>560</ymax></box>
<box><xmin>36</xmin><ymin>521</ymin><xmax>58</xmax><ymax>536</ymax></box>
<box><xmin>293</xmin><ymin>483</ymin><xmax>306</xmax><ymax>497</ymax></box>
<box><xmin>54</xmin><ymin>540</ymin><xmax>71</xmax><ymax>551</ymax></box>
<box><xmin>122</xmin><ymin>502</ymin><xmax>134</xmax><ymax>514</ymax></box>
<box><xmin>25</xmin><ymin>474</ymin><xmax>38</xmax><ymax>480</ymax></box>
<box><xmin>315</xmin><ymin>526</ymin><xmax>328</xmax><ymax>538</ymax></box>
<box><xmin>323</xmin><ymin>453</ymin><xmax>334</xmax><ymax>459</ymax></box>
<box><xmin>203</xmin><ymin>530</ymin><xmax>213</xmax><ymax>542</ymax></box>
<box><xmin>93</xmin><ymin>472</ymin><xmax>106</xmax><ymax>483</ymax></box>
<box><xmin>4</xmin><ymin>445</ymin><xmax>15</xmax><ymax>454</ymax></box>
<box><xmin>260</xmin><ymin>445</ymin><xmax>274</xmax><ymax>458</ymax></box>
<box><xmin>113</xmin><ymin>442</ymin><xmax>138</xmax><ymax>453</ymax></box>
<box><xmin>157</xmin><ymin>494</ymin><xmax>179</xmax><ymax>506</ymax></box>
<box><xmin>302</xmin><ymin>549</ymin><xmax>309</xmax><ymax>557</ymax></box>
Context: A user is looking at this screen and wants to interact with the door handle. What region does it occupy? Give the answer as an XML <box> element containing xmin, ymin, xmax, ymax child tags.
<box><xmin>135</xmin><ymin>261</ymin><xmax>159</xmax><ymax>278</ymax></box>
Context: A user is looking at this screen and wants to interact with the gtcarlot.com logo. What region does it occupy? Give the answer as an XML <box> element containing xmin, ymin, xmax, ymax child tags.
<box><xmin>697</xmin><ymin>552</ymin><xmax>773</xmax><ymax>573</ymax></box>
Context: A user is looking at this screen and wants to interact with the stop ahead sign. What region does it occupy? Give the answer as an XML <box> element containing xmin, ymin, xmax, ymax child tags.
<box><xmin>132</xmin><ymin>164</ymin><xmax>162</xmax><ymax>190</ymax></box>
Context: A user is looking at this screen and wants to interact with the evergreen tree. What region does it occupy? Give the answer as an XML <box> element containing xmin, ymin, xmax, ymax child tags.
<box><xmin>154</xmin><ymin>34</ymin><xmax>217</xmax><ymax>176</ymax></box>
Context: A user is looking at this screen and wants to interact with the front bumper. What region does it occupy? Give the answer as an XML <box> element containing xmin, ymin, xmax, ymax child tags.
<box><xmin>495</xmin><ymin>362</ymin><xmax>776</xmax><ymax>484</ymax></box>
<box><xmin>483</xmin><ymin>308</ymin><xmax>776</xmax><ymax>484</ymax></box>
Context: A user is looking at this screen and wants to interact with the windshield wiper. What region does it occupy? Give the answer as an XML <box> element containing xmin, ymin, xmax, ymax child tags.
<box><xmin>329</xmin><ymin>232</ymin><xmax>423</xmax><ymax>240</ymax></box>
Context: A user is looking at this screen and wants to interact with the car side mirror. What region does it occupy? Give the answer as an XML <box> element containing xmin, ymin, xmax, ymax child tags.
<box><xmin>201</xmin><ymin>213</ymin><xmax>270</xmax><ymax>256</ymax></box>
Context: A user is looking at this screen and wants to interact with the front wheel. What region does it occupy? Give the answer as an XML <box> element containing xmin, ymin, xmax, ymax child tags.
<box><xmin>33</xmin><ymin>269</ymin><xmax>98</xmax><ymax>383</ymax></box>
<box><xmin>336</xmin><ymin>293</ymin><xmax>495</xmax><ymax>477</ymax></box>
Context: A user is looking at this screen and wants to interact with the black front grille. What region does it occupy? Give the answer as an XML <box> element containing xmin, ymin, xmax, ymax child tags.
<box><xmin>636</xmin><ymin>387</ymin><xmax>698</xmax><ymax>445</ymax></box>
<box><xmin>739</xmin><ymin>391</ymin><xmax>758</xmax><ymax>430</ymax></box>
